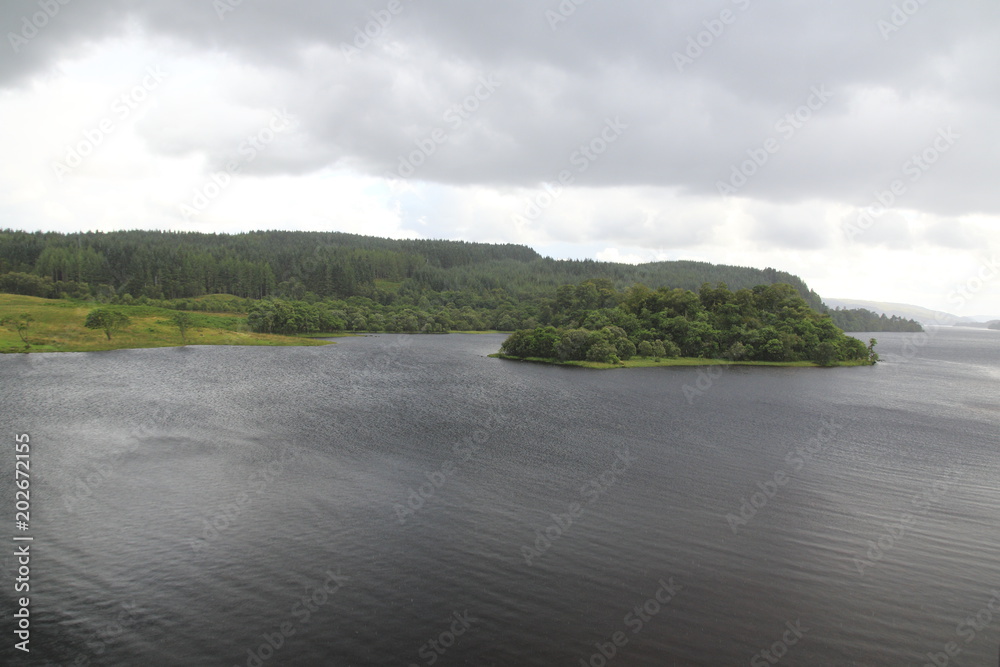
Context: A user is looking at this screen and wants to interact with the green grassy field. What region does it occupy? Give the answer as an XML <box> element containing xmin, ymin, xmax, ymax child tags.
<box><xmin>489</xmin><ymin>353</ymin><xmax>871</xmax><ymax>369</ymax></box>
<box><xmin>0</xmin><ymin>294</ymin><xmax>334</xmax><ymax>353</ymax></box>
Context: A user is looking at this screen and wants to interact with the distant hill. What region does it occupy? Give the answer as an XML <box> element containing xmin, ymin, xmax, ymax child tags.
<box><xmin>0</xmin><ymin>229</ymin><xmax>824</xmax><ymax>309</ymax></box>
<box><xmin>823</xmin><ymin>306</ymin><xmax>922</xmax><ymax>333</ymax></box>
<box><xmin>824</xmin><ymin>299</ymin><xmax>1000</xmax><ymax>325</ymax></box>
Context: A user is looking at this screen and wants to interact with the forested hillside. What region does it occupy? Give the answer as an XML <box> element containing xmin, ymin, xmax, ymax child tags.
<box><xmin>0</xmin><ymin>229</ymin><xmax>822</xmax><ymax>305</ymax></box>
<box><xmin>0</xmin><ymin>229</ymin><xmax>921</xmax><ymax>333</ymax></box>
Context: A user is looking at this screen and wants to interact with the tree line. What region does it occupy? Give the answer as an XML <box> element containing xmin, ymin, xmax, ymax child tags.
<box><xmin>826</xmin><ymin>307</ymin><xmax>922</xmax><ymax>332</ymax></box>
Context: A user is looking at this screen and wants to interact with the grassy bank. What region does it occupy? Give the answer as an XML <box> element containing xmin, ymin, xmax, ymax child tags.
<box><xmin>489</xmin><ymin>353</ymin><xmax>872</xmax><ymax>369</ymax></box>
<box><xmin>0</xmin><ymin>294</ymin><xmax>334</xmax><ymax>353</ymax></box>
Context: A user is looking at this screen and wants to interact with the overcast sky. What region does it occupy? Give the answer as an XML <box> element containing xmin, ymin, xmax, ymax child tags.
<box><xmin>2</xmin><ymin>0</ymin><xmax>998</xmax><ymax>314</ymax></box>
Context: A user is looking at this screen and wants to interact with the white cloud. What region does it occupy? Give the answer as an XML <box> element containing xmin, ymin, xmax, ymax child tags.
<box><xmin>1</xmin><ymin>0</ymin><xmax>999</xmax><ymax>314</ymax></box>
<box><xmin>595</xmin><ymin>248</ymin><xmax>651</xmax><ymax>265</ymax></box>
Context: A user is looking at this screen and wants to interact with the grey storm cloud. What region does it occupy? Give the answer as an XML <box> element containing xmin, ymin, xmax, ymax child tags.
<box><xmin>4</xmin><ymin>0</ymin><xmax>1000</xmax><ymax>216</ymax></box>
<box><xmin>845</xmin><ymin>211</ymin><xmax>915</xmax><ymax>250</ymax></box>
<box><xmin>747</xmin><ymin>206</ymin><xmax>832</xmax><ymax>251</ymax></box>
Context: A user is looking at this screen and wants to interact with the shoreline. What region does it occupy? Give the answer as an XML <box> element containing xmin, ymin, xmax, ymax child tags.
<box><xmin>488</xmin><ymin>353</ymin><xmax>872</xmax><ymax>369</ymax></box>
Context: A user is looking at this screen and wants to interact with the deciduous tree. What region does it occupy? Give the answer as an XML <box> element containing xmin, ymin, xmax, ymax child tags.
<box><xmin>1</xmin><ymin>313</ymin><xmax>33</xmax><ymax>347</ymax></box>
<box><xmin>84</xmin><ymin>309</ymin><xmax>130</xmax><ymax>340</ymax></box>
<box><xmin>171</xmin><ymin>311</ymin><xmax>195</xmax><ymax>343</ymax></box>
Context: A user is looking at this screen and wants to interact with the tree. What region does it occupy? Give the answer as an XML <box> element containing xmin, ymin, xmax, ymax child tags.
<box><xmin>555</xmin><ymin>329</ymin><xmax>589</xmax><ymax>361</ymax></box>
<box><xmin>499</xmin><ymin>327</ymin><xmax>556</xmax><ymax>358</ymax></box>
<box><xmin>840</xmin><ymin>336</ymin><xmax>868</xmax><ymax>362</ymax></box>
<box><xmin>586</xmin><ymin>340</ymin><xmax>619</xmax><ymax>364</ymax></box>
<box><xmin>499</xmin><ymin>329</ymin><xmax>532</xmax><ymax>357</ymax></box>
<box><xmin>171</xmin><ymin>311</ymin><xmax>195</xmax><ymax>343</ymax></box>
<box><xmin>812</xmin><ymin>341</ymin><xmax>839</xmax><ymax>367</ymax></box>
<box><xmin>1</xmin><ymin>313</ymin><xmax>33</xmax><ymax>347</ymax></box>
<box><xmin>525</xmin><ymin>327</ymin><xmax>559</xmax><ymax>358</ymax></box>
<box><xmin>662</xmin><ymin>340</ymin><xmax>682</xmax><ymax>358</ymax></box>
<box><xmin>84</xmin><ymin>309</ymin><xmax>130</xmax><ymax>340</ymax></box>
<box><xmin>867</xmin><ymin>338</ymin><xmax>879</xmax><ymax>365</ymax></box>
<box><xmin>637</xmin><ymin>340</ymin><xmax>654</xmax><ymax>357</ymax></box>
<box><xmin>726</xmin><ymin>341</ymin><xmax>748</xmax><ymax>361</ymax></box>
<box><xmin>761</xmin><ymin>338</ymin><xmax>786</xmax><ymax>361</ymax></box>
<box><xmin>615</xmin><ymin>338</ymin><xmax>636</xmax><ymax>361</ymax></box>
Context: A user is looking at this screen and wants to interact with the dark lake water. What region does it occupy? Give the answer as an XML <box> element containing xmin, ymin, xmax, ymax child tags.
<box><xmin>1</xmin><ymin>327</ymin><xmax>998</xmax><ymax>666</ymax></box>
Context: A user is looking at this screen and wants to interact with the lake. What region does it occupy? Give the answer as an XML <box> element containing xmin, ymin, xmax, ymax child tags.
<box><xmin>0</xmin><ymin>327</ymin><xmax>998</xmax><ymax>665</ymax></box>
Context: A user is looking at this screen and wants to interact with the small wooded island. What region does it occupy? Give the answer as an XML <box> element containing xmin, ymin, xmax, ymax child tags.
<box><xmin>493</xmin><ymin>281</ymin><xmax>877</xmax><ymax>368</ymax></box>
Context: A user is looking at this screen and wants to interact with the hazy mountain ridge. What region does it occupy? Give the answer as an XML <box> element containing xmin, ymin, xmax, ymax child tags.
<box><xmin>825</xmin><ymin>298</ymin><xmax>999</xmax><ymax>326</ymax></box>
